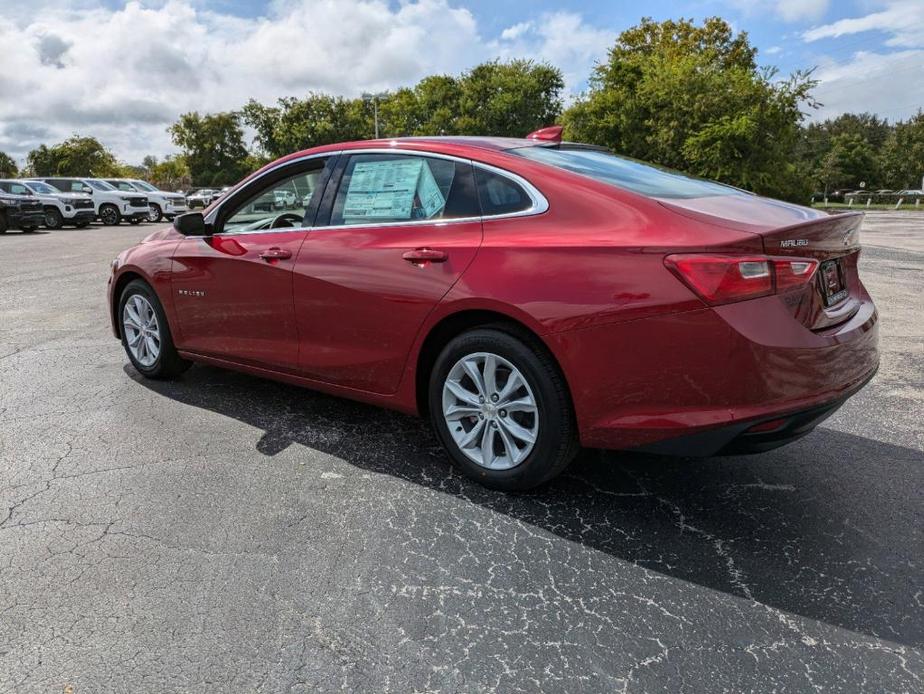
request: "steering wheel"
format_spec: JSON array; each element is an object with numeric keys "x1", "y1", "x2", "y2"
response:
[{"x1": 270, "y1": 212, "x2": 304, "y2": 229}]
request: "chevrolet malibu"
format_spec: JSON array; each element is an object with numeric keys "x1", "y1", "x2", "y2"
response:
[{"x1": 108, "y1": 129, "x2": 879, "y2": 490}]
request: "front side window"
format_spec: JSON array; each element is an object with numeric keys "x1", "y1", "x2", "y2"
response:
[
  {"x1": 109, "y1": 181, "x2": 136, "y2": 191},
  {"x1": 5, "y1": 182, "x2": 31, "y2": 195},
  {"x1": 329, "y1": 154, "x2": 478, "y2": 226},
  {"x1": 222, "y1": 161, "x2": 328, "y2": 234},
  {"x1": 510, "y1": 146, "x2": 737, "y2": 199},
  {"x1": 47, "y1": 179, "x2": 80, "y2": 192}
]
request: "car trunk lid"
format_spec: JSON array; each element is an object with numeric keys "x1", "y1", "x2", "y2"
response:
[{"x1": 658, "y1": 194, "x2": 864, "y2": 331}]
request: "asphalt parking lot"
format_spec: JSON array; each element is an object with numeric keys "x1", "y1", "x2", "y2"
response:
[{"x1": 1, "y1": 213, "x2": 922, "y2": 692}]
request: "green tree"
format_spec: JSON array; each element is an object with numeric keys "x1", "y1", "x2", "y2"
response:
[
  {"x1": 0, "y1": 151, "x2": 18, "y2": 177},
  {"x1": 563, "y1": 17, "x2": 816, "y2": 201},
  {"x1": 242, "y1": 95, "x2": 371, "y2": 160},
  {"x1": 457, "y1": 60, "x2": 563, "y2": 137},
  {"x1": 795, "y1": 113, "x2": 891, "y2": 191},
  {"x1": 25, "y1": 136, "x2": 122, "y2": 177},
  {"x1": 148, "y1": 155, "x2": 192, "y2": 191},
  {"x1": 169, "y1": 111, "x2": 250, "y2": 186},
  {"x1": 881, "y1": 111, "x2": 924, "y2": 190},
  {"x1": 814, "y1": 133, "x2": 878, "y2": 194}
]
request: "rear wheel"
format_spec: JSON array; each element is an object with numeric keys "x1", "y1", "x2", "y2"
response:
[
  {"x1": 100, "y1": 204, "x2": 121, "y2": 226},
  {"x1": 429, "y1": 328, "x2": 578, "y2": 491},
  {"x1": 44, "y1": 208, "x2": 64, "y2": 229},
  {"x1": 119, "y1": 279, "x2": 191, "y2": 379}
]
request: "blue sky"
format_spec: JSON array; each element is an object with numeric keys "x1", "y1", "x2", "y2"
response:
[{"x1": 0, "y1": 0, "x2": 921, "y2": 163}]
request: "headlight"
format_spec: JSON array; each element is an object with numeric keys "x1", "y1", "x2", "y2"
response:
[{"x1": 119, "y1": 195, "x2": 133, "y2": 201}]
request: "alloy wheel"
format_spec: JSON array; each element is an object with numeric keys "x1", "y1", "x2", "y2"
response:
[
  {"x1": 122, "y1": 294, "x2": 161, "y2": 367},
  {"x1": 441, "y1": 351, "x2": 539, "y2": 470}
]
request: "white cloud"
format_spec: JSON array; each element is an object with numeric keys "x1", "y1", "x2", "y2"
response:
[
  {"x1": 775, "y1": 0, "x2": 830, "y2": 23},
  {"x1": 802, "y1": 0, "x2": 924, "y2": 48},
  {"x1": 0, "y1": 1, "x2": 608, "y2": 165},
  {"x1": 726, "y1": 0, "x2": 831, "y2": 23},
  {"x1": 801, "y1": 2, "x2": 924, "y2": 123},
  {"x1": 495, "y1": 12, "x2": 615, "y2": 97}
]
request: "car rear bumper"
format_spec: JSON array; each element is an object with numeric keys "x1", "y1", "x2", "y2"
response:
[
  {"x1": 551, "y1": 284, "x2": 879, "y2": 452},
  {"x1": 632, "y1": 366, "x2": 876, "y2": 456}
]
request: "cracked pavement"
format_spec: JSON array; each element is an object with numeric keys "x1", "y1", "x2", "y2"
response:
[{"x1": 1, "y1": 212, "x2": 922, "y2": 692}]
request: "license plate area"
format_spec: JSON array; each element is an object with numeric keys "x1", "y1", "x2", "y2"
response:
[{"x1": 819, "y1": 259, "x2": 848, "y2": 307}]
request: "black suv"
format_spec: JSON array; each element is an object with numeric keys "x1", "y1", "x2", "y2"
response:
[{"x1": 0, "y1": 190, "x2": 44, "y2": 233}]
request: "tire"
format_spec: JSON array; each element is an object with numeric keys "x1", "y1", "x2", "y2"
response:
[
  {"x1": 429, "y1": 327, "x2": 578, "y2": 491},
  {"x1": 119, "y1": 279, "x2": 191, "y2": 379},
  {"x1": 100, "y1": 204, "x2": 121, "y2": 226},
  {"x1": 0, "y1": 211, "x2": 7, "y2": 233},
  {"x1": 148, "y1": 204, "x2": 162, "y2": 223},
  {"x1": 44, "y1": 208, "x2": 64, "y2": 229}
]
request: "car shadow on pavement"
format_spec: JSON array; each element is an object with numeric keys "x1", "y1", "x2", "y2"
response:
[{"x1": 127, "y1": 363, "x2": 923, "y2": 648}]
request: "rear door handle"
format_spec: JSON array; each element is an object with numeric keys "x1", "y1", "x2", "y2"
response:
[
  {"x1": 402, "y1": 248, "x2": 448, "y2": 264},
  {"x1": 259, "y1": 247, "x2": 292, "y2": 261}
]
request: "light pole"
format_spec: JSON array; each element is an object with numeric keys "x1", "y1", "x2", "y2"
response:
[{"x1": 362, "y1": 91, "x2": 388, "y2": 139}]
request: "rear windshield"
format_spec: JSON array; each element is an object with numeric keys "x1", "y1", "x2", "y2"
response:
[{"x1": 510, "y1": 146, "x2": 738, "y2": 199}]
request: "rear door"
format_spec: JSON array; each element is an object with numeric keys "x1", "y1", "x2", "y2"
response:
[
  {"x1": 293, "y1": 151, "x2": 483, "y2": 393},
  {"x1": 170, "y1": 155, "x2": 334, "y2": 371}
]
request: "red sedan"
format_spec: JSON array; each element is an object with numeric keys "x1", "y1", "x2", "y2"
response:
[{"x1": 108, "y1": 129, "x2": 878, "y2": 490}]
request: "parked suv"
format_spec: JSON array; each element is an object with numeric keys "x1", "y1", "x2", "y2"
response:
[
  {"x1": 186, "y1": 188, "x2": 219, "y2": 209},
  {"x1": 0, "y1": 189, "x2": 44, "y2": 233},
  {"x1": 34, "y1": 177, "x2": 149, "y2": 225},
  {"x1": 104, "y1": 178, "x2": 188, "y2": 222},
  {"x1": 0, "y1": 179, "x2": 96, "y2": 229}
]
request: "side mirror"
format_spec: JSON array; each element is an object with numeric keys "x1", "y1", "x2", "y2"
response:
[
  {"x1": 82, "y1": 186, "x2": 93, "y2": 195},
  {"x1": 173, "y1": 212, "x2": 210, "y2": 236}
]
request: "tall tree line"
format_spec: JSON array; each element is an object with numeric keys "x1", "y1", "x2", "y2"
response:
[{"x1": 5, "y1": 17, "x2": 923, "y2": 198}]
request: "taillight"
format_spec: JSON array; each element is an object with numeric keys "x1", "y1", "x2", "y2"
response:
[{"x1": 664, "y1": 254, "x2": 818, "y2": 306}]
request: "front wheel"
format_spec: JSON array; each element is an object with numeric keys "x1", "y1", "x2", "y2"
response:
[
  {"x1": 44, "y1": 208, "x2": 64, "y2": 229},
  {"x1": 100, "y1": 204, "x2": 121, "y2": 226},
  {"x1": 429, "y1": 328, "x2": 578, "y2": 491},
  {"x1": 119, "y1": 279, "x2": 191, "y2": 379},
  {"x1": 148, "y1": 204, "x2": 162, "y2": 223}
]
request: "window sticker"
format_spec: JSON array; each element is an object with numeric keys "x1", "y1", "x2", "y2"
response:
[
  {"x1": 343, "y1": 159, "x2": 423, "y2": 220},
  {"x1": 341, "y1": 158, "x2": 448, "y2": 222},
  {"x1": 416, "y1": 160, "x2": 446, "y2": 219}
]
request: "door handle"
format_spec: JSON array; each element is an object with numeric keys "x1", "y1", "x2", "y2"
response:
[
  {"x1": 402, "y1": 248, "x2": 448, "y2": 265},
  {"x1": 259, "y1": 247, "x2": 292, "y2": 261}
]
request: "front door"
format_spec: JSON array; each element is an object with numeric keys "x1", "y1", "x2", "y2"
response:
[
  {"x1": 171, "y1": 156, "x2": 333, "y2": 371},
  {"x1": 293, "y1": 152, "x2": 483, "y2": 393}
]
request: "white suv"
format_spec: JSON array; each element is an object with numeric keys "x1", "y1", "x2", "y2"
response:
[
  {"x1": 34, "y1": 177, "x2": 149, "y2": 226},
  {"x1": 0, "y1": 179, "x2": 96, "y2": 229},
  {"x1": 105, "y1": 178, "x2": 188, "y2": 222}
]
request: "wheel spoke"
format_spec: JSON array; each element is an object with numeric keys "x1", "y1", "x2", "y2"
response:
[
  {"x1": 483, "y1": 354, "x2": 498, "y2": 397},
  {"x1": 461, "y1": 359, "x2": 486, "y2": 397},
  {"x1": 495, "y1": 421, "x2": 520, "y2": 465},
  {"x1": 445, "y1": 404, "x2": 481, "y2": 421},
  {"x1": 126, "y1": 329, "x2": 143, "y2": 347},
  {"x1": 445, "y1": 380, "x2": 480, "y2": 406},
  {"x1": 125, "y1": 303, "x2": 142, "y2": 327},
  {"x1": 497, "y1": 370, "x2": 524, "y2": 403},
  {"x1": 501, "y1": 396, "x2": 536, "y2": 413},
  {"x1": 457, "y1": 419, "x2": 485, "y2": 448},
  {"x1": 480, "y1": 424, "x2": 496, "y2": 467},
  {"x1": 499, "y1": 417, "x2": 536, "y2": 445}
]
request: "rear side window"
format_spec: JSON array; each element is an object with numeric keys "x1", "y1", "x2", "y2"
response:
[
  {"x1": 329, "y1": 154, "x2": 478, "y2": 226},
  {"x1": 474, "y1": 168, "x2": 533, "y2": 216},
  {"x1": 511, "y1": 146, "x2": 737, "y2": 199}
]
